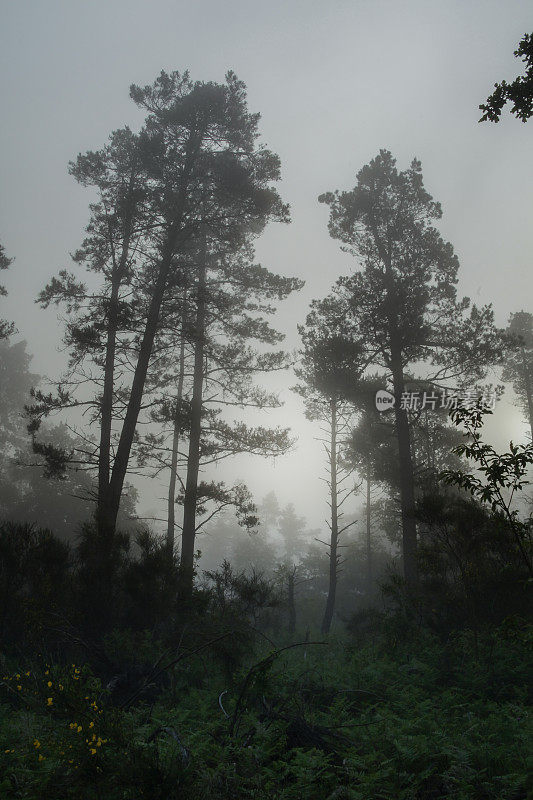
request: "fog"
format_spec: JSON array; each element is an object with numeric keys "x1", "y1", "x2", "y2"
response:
[
  {"x1": 1, "y1": 0, "x2": 531, "y2": 531},
  {"x1": 2, "y1": 5, "x2": 533, "y2": 796}
]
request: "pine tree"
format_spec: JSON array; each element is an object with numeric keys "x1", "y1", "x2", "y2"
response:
[
  {"x1": 30, "y1": 70, "x2": 290, "y2": 549},
  {"x1": 134, "y1": 231, "x2": 302, "y2": 591},
  {"x1": 295, "y1": 297, "x2": 372, "y2": 633},
  {"x1": 319, "y1": 150, "x2": 500, "y2": 584}
]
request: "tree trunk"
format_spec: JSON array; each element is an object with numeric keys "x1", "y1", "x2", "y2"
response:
[
  {"x1": 105, "y1": 248, "x2": 177, "y2": 531},
  {"x1": 180, "y1": 242, "x2": 207, "y2": 594},
  {"x1": 99, "y1": 129, "x2": 200, "y2": 538},
  {"x1": 166, "y1": 288, "x2": 188, "y2": 554},
  {"x1": 366, "y1": 459, "x2": 372, "y2": 594},
  {"x1": 97, "y1": 211, "x2": 134, "y2": 537},
  {"x1": 287, "y1": 569, "x2": 296, "y2": 636},
  {"x1": 389, "y1": 339, "x2": 418, "y2": 585},
  {"x1": 98, "y1": 277, "x2": 119, "y2": 528},
  {"x1": 380, "y1": 240, "x2": 418, "y2": 586},
  {"x1": 321, "y1": 399, "x2": 338, "y2": 635}
]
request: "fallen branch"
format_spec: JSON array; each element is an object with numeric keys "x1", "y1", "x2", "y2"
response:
[{"x1": 229, "y1": 640, "x2": 326, "y2": 737}]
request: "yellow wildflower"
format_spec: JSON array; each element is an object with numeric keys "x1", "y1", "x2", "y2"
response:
[
  {"x1": 46, "y1": 697, "x2": 53, "y2": 706},
  {"x1": 77, "y1": 726, "x2": 82, "y2": 733},
  {"x1": 16, "y1": 685, "x2": 22, "y2": 691},
  {"x1": 47, "y1": 681, "x2": 52, "y2": 688},
  {"x1": 90, "y1": 748, "x2": 96, "y2": 755},
  {"x1": 89, "y1": 721, "x2": 94, "y2": 729},
  {"x1": 38, "y1": 754, "x2": 45, "y2": 762},
  {"x1": 33, "y1": 740, "x2": 41, "y2": 749}
]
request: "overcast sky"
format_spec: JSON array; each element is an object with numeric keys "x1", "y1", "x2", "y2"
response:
[{"x1": 1, "y1": 0, "x2": 532, "y2": 532}]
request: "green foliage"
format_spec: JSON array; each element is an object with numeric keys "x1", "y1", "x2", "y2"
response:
[
  {"x1": 203, "y1": 560, "x2": 282, "y2": 650},
  {"x1": 413, "y1": 493, "x2": 529, "y2": 632},
  {"x1": 441, "y1": 401, "x2": 533, "y2": 577},
  {"x1": 122, "y1": 529, "x2": 180, "y2": 630},
  {"x1": 0, "y1": 522, "x2": 71, "y2": 649},
  {"x1": 0, "y1": 627, "x2": 530, "y2": 799},
  {"x1": 0, "y1": 660, "x2": 111, "y2": 798},
  {"x1": 75, "y1": 522, "x2": 131, "y2": 635}
]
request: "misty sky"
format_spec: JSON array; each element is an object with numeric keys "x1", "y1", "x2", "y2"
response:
[{"x1": 1, "y1": 0, "x2": 532, "y2": 532}]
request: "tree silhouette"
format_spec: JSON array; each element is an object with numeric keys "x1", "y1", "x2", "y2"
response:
[
  {"x1": 319, "y1": 150, "x2": 500, "y2": 584},
  {"x1": 295, "y1": 297, "x2": 371, "y2": 633},
  {"x1": 0, "y1": 243, "x2": 15, "y2": 340},
  {"x1": 31, "y1": 70, "x2": 289, "y2": 554},
  {"x1": 480, "y1": 33, "x2": 533, "y2": 123}
]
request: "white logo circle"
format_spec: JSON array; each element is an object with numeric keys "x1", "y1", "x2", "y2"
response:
[{"x1": 375, "y1": 389, "x2": 395, "y2": 411}]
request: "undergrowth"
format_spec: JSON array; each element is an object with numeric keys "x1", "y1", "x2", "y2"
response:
[{"x1": 1, "y1": 620, "x2": 531, "y2": 799}]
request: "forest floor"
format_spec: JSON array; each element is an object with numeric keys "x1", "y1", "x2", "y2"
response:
[{"x1": 1, "y1": 620, "x2": 531, "y2": 799}]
